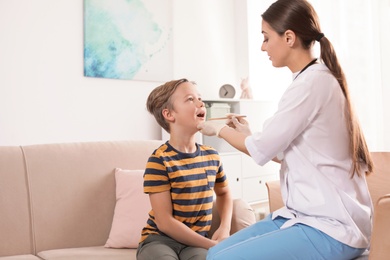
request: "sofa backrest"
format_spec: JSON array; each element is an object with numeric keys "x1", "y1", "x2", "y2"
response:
[
  {"x1": 366, "y1": 152, "x2": 390, "y2": 207},
  {"x1": 0, "y1": 140, "x2": 163, "y2": 256}
]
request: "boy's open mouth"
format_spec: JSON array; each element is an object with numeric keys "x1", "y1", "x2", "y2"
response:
[{"x1": 197, "y1": 112, "x2": 205, "y2": 118}]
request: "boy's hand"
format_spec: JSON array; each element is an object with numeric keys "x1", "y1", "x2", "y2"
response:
[
  {"x1": 211, "y1": 226, "x2": 230, "y2": 242},
  {"x1": 197, "y1": 121, "x2": 228, "y2": 137}
]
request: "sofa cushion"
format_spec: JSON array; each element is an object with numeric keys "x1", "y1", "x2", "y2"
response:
[
  {"x1": 209, "y1": 199, "x2": 256, "y2": 237},
  {"x1": 230, "y1": 199, "x2": 257, "y2": 234},
  {"x1": 105, "y1": 169, "x2": 151, "y2": 249}
]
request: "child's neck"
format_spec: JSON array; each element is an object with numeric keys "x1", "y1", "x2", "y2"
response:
[{"x1": 169, "y1": 135, "x2": 197, "y2": 153}]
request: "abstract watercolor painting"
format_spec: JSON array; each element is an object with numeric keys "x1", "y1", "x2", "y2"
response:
[{"x1": 84, "y1": 0, "x2": 172, "y2": 81}]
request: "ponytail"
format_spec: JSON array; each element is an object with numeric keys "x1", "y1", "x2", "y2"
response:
[{"x1": 318, "y1": 36, "x2": 373, "y2": 176}]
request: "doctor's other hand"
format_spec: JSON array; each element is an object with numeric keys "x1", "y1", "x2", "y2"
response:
[
  {"x1": 226, "y1": 114, "x2": 252, "y2": 136},
  {"x1": 197, "y1": 120, "x2": 227, "y2": 137}
]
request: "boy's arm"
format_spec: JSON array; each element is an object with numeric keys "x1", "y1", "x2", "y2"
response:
[
  {"x1": 212, "y1": 185, "x2": 233, "y2": 241},
  {"x1": 149, "y1": 191, "x2": 217, "y2": 249}
]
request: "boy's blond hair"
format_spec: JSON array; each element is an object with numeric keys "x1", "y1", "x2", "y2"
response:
[{"x1": 146, "y1": 78, "x2": 190, "y2": 133}]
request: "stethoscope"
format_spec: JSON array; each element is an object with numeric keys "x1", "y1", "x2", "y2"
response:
[{"x1": 293, "y1": 58, "x2": 318, "y2": 81}]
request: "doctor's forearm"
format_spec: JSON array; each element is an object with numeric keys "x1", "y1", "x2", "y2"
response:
[{"x1": 219, "y1": 127, "x2": 249, "y2": 155}]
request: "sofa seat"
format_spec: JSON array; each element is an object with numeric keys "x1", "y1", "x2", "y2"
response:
[
  {"x1": 37, "y1": 247, "x2": 136, "y2": 260},
  {"x1": 0, "y1": 256, "x2": 41, "y2": 260}
]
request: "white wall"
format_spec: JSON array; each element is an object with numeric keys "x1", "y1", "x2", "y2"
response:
[
  {"x1": 246, "y1": 0, "x2": 291, "y2": 101},
  {"x1": 173, "y1": 0, "x2": 247, "y2": 99},
  {"x1": 0, "y1": 0, "x2": 243, "y2": 146}
]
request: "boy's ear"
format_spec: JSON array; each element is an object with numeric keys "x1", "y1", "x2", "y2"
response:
[
  {"x1": 162, "y1": 108, "x2": 175, "y2": 122},
  {"x1": 284, "y1": 30, "x2": 296, "y2": 47}
]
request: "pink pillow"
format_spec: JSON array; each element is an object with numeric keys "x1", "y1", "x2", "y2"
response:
[{"x1": 105, "y1": 168, "x2": 151, "y2": 248}]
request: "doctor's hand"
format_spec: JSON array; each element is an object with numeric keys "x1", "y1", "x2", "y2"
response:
[
  {"x1": 197, "y1": 120, "x2": 228, "y2": 137},
  {"x1": 226, "y1": 113, "x2": 252, "y2": 136}
]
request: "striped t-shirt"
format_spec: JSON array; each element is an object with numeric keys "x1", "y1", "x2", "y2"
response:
[{"x1": 139, "y1": 141, "x2": 228, "y2": 243}]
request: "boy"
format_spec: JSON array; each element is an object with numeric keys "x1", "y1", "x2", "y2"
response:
[{"x1": 136, "y1": 79, "x2": 233, "y2": 260}]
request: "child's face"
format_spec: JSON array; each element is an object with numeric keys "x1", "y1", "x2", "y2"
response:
[{"x1": 170, "y1": 82, "x2": 206, "y2": 133}]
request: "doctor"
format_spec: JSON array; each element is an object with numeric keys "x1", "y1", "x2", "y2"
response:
[{"x1": 197, "y1": 0, "x2": 373, "y2": 259}]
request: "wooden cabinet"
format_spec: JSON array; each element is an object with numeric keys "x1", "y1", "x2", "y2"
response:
[
  {"x1": 219, "y1": 152, "x2": 243, "y2": 199},
  {"x1": 220, "y1": 152, "x2": 279, "y2": 204}
]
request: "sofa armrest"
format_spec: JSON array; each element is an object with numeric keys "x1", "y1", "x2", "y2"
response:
[
  {"x1": 265, "y1": 180, "x2": 284, "y2": 212},
  {"x1": 209, "y1": 198, "x2": 256, "y2": 237},
  {"x1": 369, "y1": 194, "x2": 390, "y2": 260}
]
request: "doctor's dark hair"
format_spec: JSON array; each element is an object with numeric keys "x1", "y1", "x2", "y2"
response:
[
  {"x1": 262, "y1": 0, "x2": 372, "y2": 177},
  {"x1": 146, "y1": 78, "x2": 190, "y2": 133}
]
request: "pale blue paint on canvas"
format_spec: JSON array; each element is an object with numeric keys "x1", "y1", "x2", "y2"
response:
[{"x1": 84, "y1": 0, "x2": 170, "y2": 80}]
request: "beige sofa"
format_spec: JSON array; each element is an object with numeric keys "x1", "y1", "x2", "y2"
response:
[
  {"x1": 0, "y1": 140, "x2": 256, "y2": 259},
  {"x1": 266, "y1": 152, "x2": 390, "y2": 260}
]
